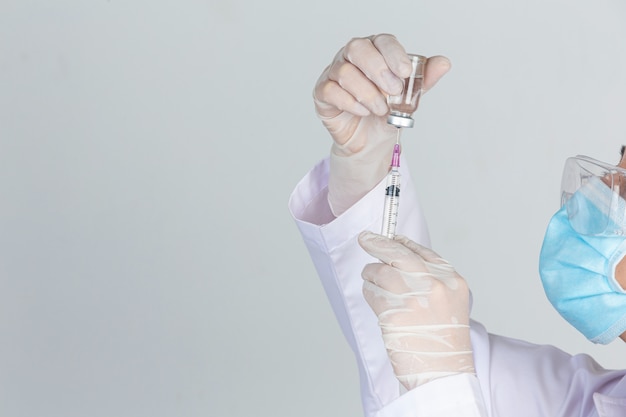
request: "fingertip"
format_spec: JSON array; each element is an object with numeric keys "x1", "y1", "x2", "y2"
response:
[
  {"x1": 381, "y1": 69, "x2": 404, "y2": 96},
  {"x1": 396, "y1": 54, "x2": 413, "y2": 78},
  {"x1": 427, "y1": 56, "x2": 451, "y2": 78},
  {"x1": 358, "y1": 230, "x2": 399, "y2": 257},
  {"x1": 429, "y1": 55, "x2": 452, "y2": 71},
  {"x1": 361, "y1": 263, "x2": 377, "y2": 283},
  {"x1": 423, "y1": 55, "x2": 452, "y2": 93},
  {"x1": 358, "y1": 230, "x2": 382, "y2": 247}
]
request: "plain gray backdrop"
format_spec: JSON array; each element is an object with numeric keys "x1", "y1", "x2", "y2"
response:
[{"x1": 1, "y1": 1, "x2": 626, "y2": 416}]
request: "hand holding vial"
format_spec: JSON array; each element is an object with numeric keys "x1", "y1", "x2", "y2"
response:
[
  {"x1": 313, "y1": 34, "x2": 451, "y2": 216},
  {"x1": 313, "y1": 35, "x2": 450, "y2": 148}
]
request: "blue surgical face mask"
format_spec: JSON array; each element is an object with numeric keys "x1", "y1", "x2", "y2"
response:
[{"x1": 539, "y1": 176, "x2": 626, "y2": 344}]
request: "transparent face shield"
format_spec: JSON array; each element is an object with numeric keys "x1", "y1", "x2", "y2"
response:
[{"x1": 561, "y1": 155, "x2": 626, "y2": 236}]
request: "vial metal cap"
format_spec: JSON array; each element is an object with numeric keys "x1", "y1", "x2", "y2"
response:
[{"x1": 387, "y1": 113, "x2": 414, "y2": 128}]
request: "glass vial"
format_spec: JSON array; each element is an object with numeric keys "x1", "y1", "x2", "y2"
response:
[{"x1": 387, "y1": 54, "x2": 426, "y2": 128}]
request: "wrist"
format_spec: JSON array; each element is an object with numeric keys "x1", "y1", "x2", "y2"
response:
[{"x1": 328, "y1": 133, "x2": 396, "y2": 216}]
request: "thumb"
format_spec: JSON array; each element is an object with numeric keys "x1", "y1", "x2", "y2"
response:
[{"x1": 423, "y1": 55, "x2": 451, "y2": 93}]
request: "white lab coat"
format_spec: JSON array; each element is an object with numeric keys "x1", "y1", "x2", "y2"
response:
[{"x1": 288, "y1": 157, "x2": 626, "y2": 417}]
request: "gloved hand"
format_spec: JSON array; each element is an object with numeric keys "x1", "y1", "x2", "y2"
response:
[
  {"x1": 358, "y1": 231, "x2": 475, "y2": 390},
  {"x1": 313, "y1": 34, "x2": 451, "y2": 216}
]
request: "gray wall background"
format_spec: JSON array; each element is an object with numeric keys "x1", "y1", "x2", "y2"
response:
[{"x1": 1, "y1": 1, "x2": 626, "y2": 416}]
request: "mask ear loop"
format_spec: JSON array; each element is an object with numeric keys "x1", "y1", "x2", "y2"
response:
[
  {"x1": 607, "y1": 237, "x2": 626, "y2": 294},
  {"x1": 602, "y1": 163, "x2": 626, "y2": 235},
  {"x1": 617, "y1": 169, "x2": 626, "y2": 201},
  {"x1": 611, "y1": 171, "x2": 626, "y2": 237}
]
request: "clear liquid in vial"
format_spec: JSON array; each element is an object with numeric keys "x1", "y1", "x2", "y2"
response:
[{"x1": 388, "y1": 74, "x2": 424, "y2": 115}]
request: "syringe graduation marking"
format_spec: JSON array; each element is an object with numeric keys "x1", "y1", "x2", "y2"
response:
[
  {"x1": 381, "y1": 130, "x2": 402, "y2": 238},
  {"x1": 385, "y1": 184, "x2": 400, "y2": 196}
]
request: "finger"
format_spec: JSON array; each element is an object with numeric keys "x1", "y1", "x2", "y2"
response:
[
  {"x1": 313, "y1": 79, "x2": 371, "y2": 119},
  {"x1": 362, "y1": 279, "x2": 426, "y2": 324},
  {"x1": 362, "y1": 262, "x2": 405, "y2": 291},
  {"x1": 393, "y1": 235, "x2": 449, "y2": 265},
  {"x1": 370, "y1": 34, "x2": 413, "y2": 78},
  {"x1": 358, "y1": 231, "x2": 426, "y2": 272},
  {"x1": 341, "y1": 36, "x2": 405, "y2": 96},
  {"x1": 314, "y1": 64, "x2": 371, "y2": 118},
  {"x1": 362, "y1": 279, "x2": 389, "y2": 317},
  {"x1": 325, "y1": 60, "x2": 389, "y2": 116},
  {"x1": 422, "y1": 55, "x2": 452, "y2": 94},
  {"x1": 362, "y1": 262, "x2": 433, "y2": 295}
]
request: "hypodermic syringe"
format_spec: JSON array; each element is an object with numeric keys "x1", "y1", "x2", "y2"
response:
[{"x1": 381, "y1": 136, "x2": 402, "y2": 238}]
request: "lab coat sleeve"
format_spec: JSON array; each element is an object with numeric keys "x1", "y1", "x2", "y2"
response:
[
  {"x1": 372, "y1": 373, "x2": 487, "y2": 417},
  {"x1": 288, "y1": 156, "x2": 626, "y2": 417},
  {"x1": 288, "y1": 156, "x2": 487, "y2": 417},
  {"x1": 479, "y1": 325, "x2": 626, "y2": 417},
  {"x1": 594, "y1": 393, "x2": 626, "y2": 417}
]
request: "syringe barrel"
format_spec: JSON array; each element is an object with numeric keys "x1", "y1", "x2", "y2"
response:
[{"x1": 381, "y1": 169, "x2": 401, "y2": 238}]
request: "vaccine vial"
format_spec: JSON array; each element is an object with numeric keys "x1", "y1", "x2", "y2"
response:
[{"x1": 387, "y1": 54, "x2": 426, "y2": 128}]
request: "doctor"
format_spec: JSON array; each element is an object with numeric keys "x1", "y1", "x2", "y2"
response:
[{"x1": 289, "y1": 34, "x2": 626, "y2": 417}]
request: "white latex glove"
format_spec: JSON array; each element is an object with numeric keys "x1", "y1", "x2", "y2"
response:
[
  {"x1": 313, "y1": 34, "x2": 451, "y2": 216},
  {"x1": 358, "y1": 231, "x2": 475, "y2": 390}
]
